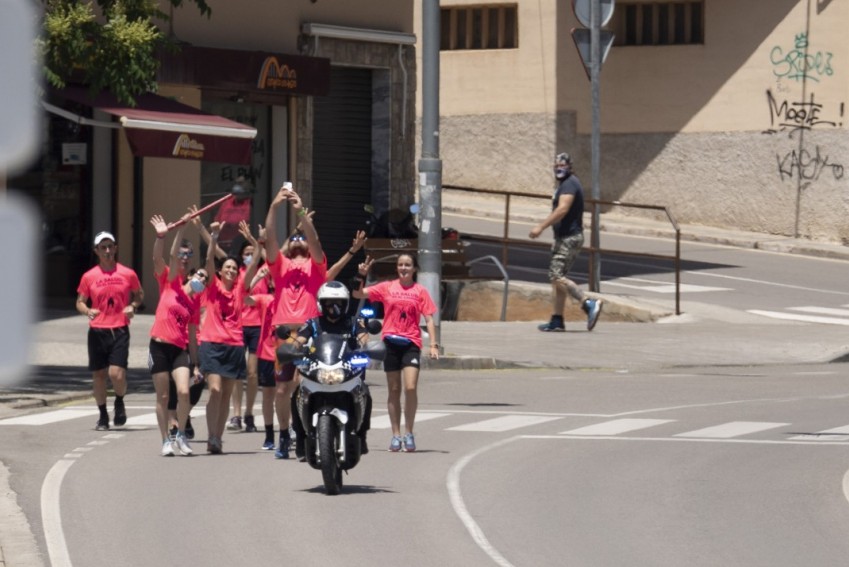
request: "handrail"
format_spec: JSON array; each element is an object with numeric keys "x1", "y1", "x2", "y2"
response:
[{"x1": 442, "y1": 184, "x2": 682, "y2": 315}]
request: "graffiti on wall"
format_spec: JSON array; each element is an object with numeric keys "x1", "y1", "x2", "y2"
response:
[
  {"x1": 770, "y1": 33, "x2": 834, "y2": 83},
  {"x1": 765, "y1": 29, "x2": 844, "y2": 187},
  {"x1": 763, "y1": 90, "x2": 844, "y2": 137}
]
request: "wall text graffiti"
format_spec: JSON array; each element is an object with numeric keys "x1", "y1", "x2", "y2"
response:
[{"x1": 770, "y1": 33, "x2": 834, "y2": 82}]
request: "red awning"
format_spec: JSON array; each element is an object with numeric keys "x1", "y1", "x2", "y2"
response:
[{"x1": 44, "y1": 87, "x2": 257, "y2": 165}]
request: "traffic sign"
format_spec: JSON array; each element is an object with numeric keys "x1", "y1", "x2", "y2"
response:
[
  {"x1": 572, "y1": 0, "x2": 615, "y2": 28},
  {"x1": 571, "y1": 28, "x2": 616, "y2": 79}
]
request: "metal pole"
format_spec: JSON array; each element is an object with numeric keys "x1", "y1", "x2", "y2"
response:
[
  {"x1": 419, "y1": 0, "x2": 443, "y2": 347},
  {"x1": 589, "y1": 0, "x2": 602, "y2": 292}
]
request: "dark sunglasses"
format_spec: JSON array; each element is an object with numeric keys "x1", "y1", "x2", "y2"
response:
[
  {"x1": 289, "y1": 234, "x2": 306, "y2": 242},
  {"x1": 177, "y1": 251, "x2": 193, "y2": 259}
]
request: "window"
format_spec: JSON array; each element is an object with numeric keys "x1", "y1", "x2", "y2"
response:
[
  {"x1": 611, "y1": 1, "x2": 704, "y2": 46},
  {"x1": 440, "y1": 5, "x2": 518, "y2": 50}
]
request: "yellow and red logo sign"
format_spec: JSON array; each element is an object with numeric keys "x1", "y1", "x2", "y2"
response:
[
  {"x1": 257, "y1": 57, "x2": 298, "y2": 91},
  {"x1": 172, "y1": 134, "x2": 205, "y2": 160}
]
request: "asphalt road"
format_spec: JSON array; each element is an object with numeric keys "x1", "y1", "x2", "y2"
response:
[{"x1": 6, "y1": 362, "x2": 849, "y2": 566}]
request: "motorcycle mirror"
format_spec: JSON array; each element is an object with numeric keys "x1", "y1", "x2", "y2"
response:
[
  {"x1": 366, "y1": 319, "x2": 382, "y2": 335},
  {"x1": 275, "y1": 325, "x2": 294, "y2": 341}
]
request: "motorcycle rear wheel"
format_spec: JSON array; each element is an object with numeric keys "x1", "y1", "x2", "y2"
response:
[{"x1": 318, "y1": 415, "x2": 342, "y2": 495}]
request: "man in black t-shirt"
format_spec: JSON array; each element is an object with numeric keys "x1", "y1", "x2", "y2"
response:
[{"x1": 529, "y1": 152, "x2": 603, "y2": 332}]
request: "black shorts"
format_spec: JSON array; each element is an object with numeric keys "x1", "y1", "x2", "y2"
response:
[
  {"x1": 257, "y1": 359, "x2": 277, "y2": 388},
  {"x1": 382, "y1": 340, "x2": 422, "y2": 372},
  {"x1": 199, "y1": 342, "x2": 247, "y2": 379},
  {"x1": 243, "y1": 325, "x2": 261, "y2": 354},
  {"x1": 148, "y1": 340, "x2": 191, "y2": 375},
  {"x1": 87, "y1": 326, "x2": 130, "y2": 371}
]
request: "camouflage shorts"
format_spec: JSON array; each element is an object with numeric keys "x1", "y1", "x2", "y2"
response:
[{"x1": 549, "y1": 233, "x2": 584, "y2": 282}]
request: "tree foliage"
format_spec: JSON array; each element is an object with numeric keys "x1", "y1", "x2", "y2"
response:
[{"x1": 38, "y1": 0, "x2": 212, "y2": 106}]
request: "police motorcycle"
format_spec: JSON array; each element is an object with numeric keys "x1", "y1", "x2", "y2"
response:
[{"x1": 276, "y1": 282, "x2": 384, "y2": 495}]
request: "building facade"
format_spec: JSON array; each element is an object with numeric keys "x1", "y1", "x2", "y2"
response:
[
  {"x1": 16, "y1": 0, "x2": 416, "y2": 308},
  {"x1": 417, "y1": 0, "x2": 849, "y2": 243}
]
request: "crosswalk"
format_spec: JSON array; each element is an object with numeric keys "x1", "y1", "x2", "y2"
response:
[
  {"x1": 749, "y1": 304, "x2": 849, "y2": 326},
  {"x1": 6, "y1": 407, "x2": 849, "y2": 445}
]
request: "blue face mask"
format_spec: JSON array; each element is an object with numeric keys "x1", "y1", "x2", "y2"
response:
[
  {"x1": 243, "y1": 254, "x2": 253, "y2": 266},
  {"x1": 555, "y1": 167, "x2": 569, "y2": 180},
  {"x1": 190, "y1": 278, "x2": 205, "y2": 294}
]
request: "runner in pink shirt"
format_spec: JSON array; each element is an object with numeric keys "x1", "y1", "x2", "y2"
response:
[
  {"x1": 262, "y1": 184, "x2": 328, "y2": 456},
  {"x1": 199, "y1": 220, "x2": 260, "y2": 454},
  {"x1": 76, "y1": 231, "x2": 144, "y2": 431},
  {"x1": 148, "y1": 213, "x2": 204, "y2": 457},
  {"x1": 353, "y1": 253, "x2": 438, "y2": 453}
]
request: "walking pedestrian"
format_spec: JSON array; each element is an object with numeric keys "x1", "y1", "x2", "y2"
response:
[
  {"x1": 352, "y1": 253, "x2": 438, "y2": 452},
  {"x1": 76, "y1": 231, "x2": 144, "y2": 431},
  {"x1": 148, "y1": 213, "x2": 204, "y2": 456},
  {"x1": 529, "y1": 152, "x2": 603, "y2": 332}
]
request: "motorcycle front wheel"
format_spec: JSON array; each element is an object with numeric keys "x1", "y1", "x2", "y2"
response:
[{"x1": 318, "y1": 414, "x2": 343, "y2": 495}]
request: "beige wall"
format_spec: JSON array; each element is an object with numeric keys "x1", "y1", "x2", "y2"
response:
[{"x1": 418, "y1": 0, "x2": 849, "y2": 242}]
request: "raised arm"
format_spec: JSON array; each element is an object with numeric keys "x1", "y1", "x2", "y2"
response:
[
  {"x1": 192, "y1": 209, "x2": 227, "y2": 260},
  {"x1": 327, "y1": 230, "x2": 366, "y2": 281},
  {"x1": 206, "y1": 221, "x2": 223, "y2": 278},
  {"x1": 150, "y1": 214, "x2": 169, "y2": 277},
  {"x1": 350, "y1": 256, "x2": 374, "y2": 300},
  {"x1": 264, "y1": 185, "x2": 290, "y2": 264},
  {"x1": 239, "y1": 220, "x2": 262, "y2": 292},
  {"x1": 290, "y1": 191, "x2": 325, "y2": 264}
]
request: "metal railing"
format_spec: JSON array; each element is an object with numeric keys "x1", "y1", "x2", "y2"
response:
[{"x1": 443, "y1": 184, "x2": 682, "y2": 315}]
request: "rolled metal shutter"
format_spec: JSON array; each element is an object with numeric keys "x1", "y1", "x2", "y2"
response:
[{"x1": 312, "y1": 67, "x2": 372, "y2": 284}]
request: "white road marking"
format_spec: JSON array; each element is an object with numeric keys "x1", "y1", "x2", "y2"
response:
[
  {"x1": 369, "y1": 411, "x2": 451, "y2": 430},
  {"x1": 674, "y1": 421, "x2": 788, "y2": 438},
  {"x1": 42, "y1": 459, "x2": 74, "y2": 567},
  {"x1": 448, "y1": 415, "x2": 562, "y2": 432},
  {"x1": 561, "y1": 418, "x2": 674, "y2": 436},
  {"x1": 0, "y1": 408, "x2": 99, "y2": 426},
  {"x1": 747, "y1": 310, "x2": 849, "y2": 325},
  {"x1": 790, "y1": 306, "x2": 849, "y2": 317}
]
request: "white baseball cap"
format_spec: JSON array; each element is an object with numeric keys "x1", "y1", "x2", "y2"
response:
[{"x1": 93, "y1": 231, "x2": 116, "y2": 246}]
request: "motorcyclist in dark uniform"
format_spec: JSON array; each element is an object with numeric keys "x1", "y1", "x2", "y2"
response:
[{"x1": 290, "y1": 281, "x2": 373, "y2": 460}]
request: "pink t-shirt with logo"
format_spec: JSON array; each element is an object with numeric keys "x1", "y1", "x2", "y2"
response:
[
  {"x1": 77, "y1": 263, "x2": 142, "y2": 329},
  {"x1": 198, "y1": 274, "x2": 244, "y2": 346},
  {"x1": 150, "y1": 268, "x2": 200, "y2": 349},
  {"x1": 268, "y1": 254, "x2": 327, "y2": 326},
  {"x1": 366, "y1": 280, "x2": 436, "y2": 348},
  {"x1": 250, "y1": 293, "x2": 278, "y2": 362},
  {"x1": 241, "y1": 267, "x2": 268, "y2": 327}
]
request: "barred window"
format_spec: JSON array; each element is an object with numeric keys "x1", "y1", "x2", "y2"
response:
[
  {"x1": 612, "y1": 1, "x2": 704, "y2": 46},
  {"x1": 440, "y1": 5, "x2": 518, "y2": 51}
]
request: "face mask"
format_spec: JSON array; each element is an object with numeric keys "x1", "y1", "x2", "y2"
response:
[
  {"x1": 190, "y1": 278, "x2": 206, "y2": 294},
  {"x1": 555, "y1": 167, "x2": 569, "y2": 180},
  {"x1": 243, "y1": 254, "x2": 253, "y2": 266}
]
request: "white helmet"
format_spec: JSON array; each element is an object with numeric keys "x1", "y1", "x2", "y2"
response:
[{"x1": 316, "y1": 281, "x2": 350, "y2": 318}]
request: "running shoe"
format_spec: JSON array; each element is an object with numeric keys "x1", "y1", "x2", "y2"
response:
[
  {"x1": 274, "y1": 436, "x2": 291, "y2": 460},
  {"x1": 95, "y1": 417, "x2": 109, "y2": 431},
  {"x1": 403, "y1": 433, "x2": 416, "y2": 453},
  {"x1": 208, "y1": 436, "x2": 223, "y2": 454},
  {"x1": 161, "y1": 439, "x2": 175, "y2": 457},
  {"x1": 583, "y1": 299, "x2": 603, "y2": 331},
  {"x1": 184, "y1": 416, "x2": 195, "y2": 440},
  {"x1": 389, "y1": 435, "x2": 402, "y2": 452},
  {"x1": 262, "y1": 439, "x2": 275, "y2": 451},
  {"x1": 244, "y1": 415, "x2": 257, "y2": 433},
  {"x1": 537, "y1": 316, "x2": 565, "y2": 332},
  {"x1": 175, "y1": 432, "x2": 193, "y2": 456},
  {"x1": 226, "y1": 416, "x2": 242, "y2": 431},
  {"x1": 113, "y1": 399, "x2": 127, "y2": 426}
]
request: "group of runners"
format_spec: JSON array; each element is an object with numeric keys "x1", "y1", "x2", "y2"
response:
[{"x1": 76, "y1": 183, "x2": 439, "y2": 458}]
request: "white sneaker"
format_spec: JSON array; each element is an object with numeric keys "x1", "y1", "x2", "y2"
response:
[
  {"x1": 161, "y1": 439, "x2": 175, "y2": 457},
  {"x1": 175, "y1": 432, "x2": 193, "y2": 456}
]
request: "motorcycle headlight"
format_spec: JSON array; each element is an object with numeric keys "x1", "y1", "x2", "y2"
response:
[{"x1": 317, "y1": 368, "x2": 345, "y2": 385}]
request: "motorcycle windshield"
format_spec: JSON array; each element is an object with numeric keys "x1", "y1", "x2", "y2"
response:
[{"x1": 312, "y1": 334, "x2": 348, "y2": 365}]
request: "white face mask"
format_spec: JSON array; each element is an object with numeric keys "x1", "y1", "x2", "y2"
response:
[
  {"x1": 243, "y1": 254, "x2": 253, "y2": 266},
  {"x1": 555, "y1": 167, "x2": 569, "y2": 180},
  {"x1": 190, "y1": 278, "x2": 206, "y2": 294}
]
